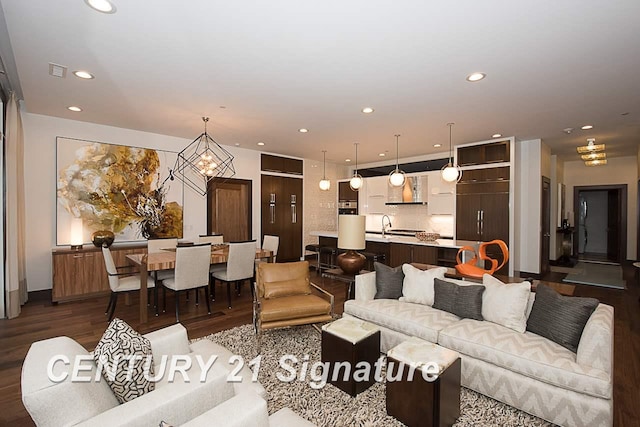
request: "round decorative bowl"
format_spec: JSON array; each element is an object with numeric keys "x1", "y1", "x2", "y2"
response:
[
  {"x1": 415, "y1": 232, "x2": 440, "y2": 242},
  {"x1": 91, "y1": 230, "x2": 115, "y2": 248}
]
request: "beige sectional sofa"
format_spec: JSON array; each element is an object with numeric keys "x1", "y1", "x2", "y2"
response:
[{"x1": 343, "y1": 268, "x2": 614, "y2": 427}]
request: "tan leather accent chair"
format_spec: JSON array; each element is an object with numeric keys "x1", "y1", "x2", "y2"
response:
[{"x1": 254, "y1": 261, "x2": 334, "y2": 343}]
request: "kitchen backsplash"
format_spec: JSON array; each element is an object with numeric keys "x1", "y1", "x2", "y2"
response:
[{"x1": 365, "y1": 205, "x2": 454, "y2": 237}]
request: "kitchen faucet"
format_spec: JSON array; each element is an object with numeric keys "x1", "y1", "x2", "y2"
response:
[{"x1": 381, "y1": 215, "x2": 392, "y2": 237}]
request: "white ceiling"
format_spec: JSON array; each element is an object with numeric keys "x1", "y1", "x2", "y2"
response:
[{"x1": 2, "y1": 0, "x2": 639, "y2": 165}]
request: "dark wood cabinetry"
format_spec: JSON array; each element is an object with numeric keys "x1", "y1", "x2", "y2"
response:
[
  {"x1": 338, "y1": 181, "x2": 358, "y2": 201},
  {"x1": 389, "y1": 243, "x2": 437, "y2": 267},
  {"x1": 456, "y1": 166, "x2": 510, "y2": 275},
  {"x1": 52, "y1": 244, "x2": 146, "y2": 302},
  {"x1": 261, "y1": 174, "x2": 303, "y2": 262},
  {"x1": 457, "y1": 141, "x2": 509, "y2": 166},
  {"x1": 261, "y1": 154, "x2": 303, "y2": 175}
]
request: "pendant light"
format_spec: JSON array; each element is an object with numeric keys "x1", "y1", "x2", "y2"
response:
[
  {"x1": 349, "y1": 142, "x2": 363, "y2": 191},
  {"x1": 389, "y1": 134, "x2": 406, "y2": 187},
  {"x1": 576, "y1": 138, "x2": 605, "y2": 154},
  {"x1": 319, "y1": 150, "x2": 331, "y2": 191},
  {"x1": 441, "y1": 122, "x2": 462, "y2": 183}
]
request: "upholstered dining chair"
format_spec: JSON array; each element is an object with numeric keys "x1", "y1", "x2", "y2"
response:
[
  {"x1": 211, "y1": 241, "x2": 257, "y2": 309},
  {"x1": 102, "y1": 246, "x2": 155, "y2": 321},
  {"x1": 147, "y1": 237, "x2": 177, "y2": 285},
  {"x1": 161, "y1": 243, "x2": 212, "y2": 322},
  {"x1": 199, "y1": 234, "x2": 224, "y2": 245},
  {"x1": 254, "y1": 261, "x2": 334, "y2": 349}
]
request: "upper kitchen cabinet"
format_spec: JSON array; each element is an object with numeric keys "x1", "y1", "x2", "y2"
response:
[
  {"x1": 457, "y1": 140, "x2": 510, "y2": 167},
  {"x1": 338, "y1": 181, "x2": 358, "y2": 201},
  {"x1": 426, "y1": 171, "x2": 455, "y2": 215},
  {"x1": 364, "y1": 176, "x2": 388, "y2": 214},
  {"x1": 261, "y1": 153, "x2": 303, "y2": 175}
]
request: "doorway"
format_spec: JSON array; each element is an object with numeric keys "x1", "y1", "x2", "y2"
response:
[
  {"x1": 573, "y1": 185, "x2": 627, "y2": 264},
  {"x1": 540, "y1": 177, "x2": 551, "y2": 276},
  {"x1": 207, "y1": 178, "x2": 252, "y2": 242}
]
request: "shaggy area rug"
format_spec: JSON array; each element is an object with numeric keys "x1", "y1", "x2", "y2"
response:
[{"x1": 198, "y1": 325, "x2": 554, "y2": 427}]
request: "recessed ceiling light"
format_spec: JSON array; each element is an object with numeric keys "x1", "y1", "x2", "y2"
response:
[
  {"x1": 73, "y1": 70, "x2": 94, "y2": 79},
  {"x1": 434, "y1": 144, "x2": 442, "y2": 148},
  {"x1": 257, "y1": 142, "x2": 265, "y2": 146},
  {"x1": 345, "y1": 159, "x2": 351, "y2": 162},
  {"x1": 84, "y1": 0, "x2": 117, "y2": 13},
  {"x1": 466, "y1": 72, "x2": 486, "y2": 82},
  {"x1": 563, "y1": 127, "x2": 574, "y2": 134},
  {"x1": 298, "y1": 128, "x2": 308, "y2": 133},
  {"x1": 67, "y1": 106, "x2": 82, "y2": 112},
  {"x1": 492, "y1": 133, "x2": 502, "y2": 138},
  {"x1": 581, "y1": 125, "x2": 593, "y2": 130},
  {"x1": 379, "y1": 153, "x2": 386, "y2": 157},
  {"x1": 362, "y1": 107, "x2": 374, "y2": 114},
  {"x1": 234, "y1": 143, "x2": 240, "y2": 147}
]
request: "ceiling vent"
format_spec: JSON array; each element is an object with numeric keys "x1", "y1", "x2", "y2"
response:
[{"x1": 48, "y1": 63, "x2": 67, "y2": 78}]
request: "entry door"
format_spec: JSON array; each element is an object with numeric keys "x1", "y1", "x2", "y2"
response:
[
  {"x1": 207, "y1": 178, "x2": 252, "y2": 242},
  {"x1": 261, "y1": 175, "x2": 303, "y2": 262},
  {"x1": 540, "y1": 177, "x2": 551, "y2": 276}
]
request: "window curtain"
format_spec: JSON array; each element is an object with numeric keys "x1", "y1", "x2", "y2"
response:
[{"x1": 5, "y1": 91, "x2": 27, "y2": 318}]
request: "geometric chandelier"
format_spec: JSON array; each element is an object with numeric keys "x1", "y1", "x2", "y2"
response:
[{"x1": 173, "y1": 117, "x2": 236, "y2": 196}]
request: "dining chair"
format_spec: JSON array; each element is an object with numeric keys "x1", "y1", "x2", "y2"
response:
[
  {"x1": 211, "y1": 240, "x2": 257, "y2": 309},
  {"x1": 147, "y1": 237, "x2": 177, "y2": 281},
  {"x1": 261, "y1": 235, "x2": 279, "y2": 262},
  {"x1": 161, "y1": 243, "x2": 212, "y2": 322},
  {"x1": 199, "y1": 234, "x2": 224, "y2": 245},
  {"x1": 102, "y1": 246, "x2": 155, "y2": 321}
]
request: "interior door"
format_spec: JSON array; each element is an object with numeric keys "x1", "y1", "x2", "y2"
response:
[
  {"x1": 207, "y1": 178, "x2": 252, "y2": 242},
  {"x1": 261, "y1": 175, "x2": 303, "y2": 262},
  {"x1": 540, "y1": 177, "x2": 551, "y2": 276}
]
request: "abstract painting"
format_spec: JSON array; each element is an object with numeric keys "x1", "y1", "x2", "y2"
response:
[{"x1": 56, "y1": 137, "x2": 184, "y2": 245}]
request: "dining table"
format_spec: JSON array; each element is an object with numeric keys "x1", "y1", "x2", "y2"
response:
[{"x1": 126, "y1": 245, "x2": 274, "y2": 324}]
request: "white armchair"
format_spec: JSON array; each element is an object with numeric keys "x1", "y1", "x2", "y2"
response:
[{"x1": 22, "y1": 324, "x2": 264, "y2": 427}]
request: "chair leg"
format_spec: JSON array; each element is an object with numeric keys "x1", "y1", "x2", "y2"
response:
[
  {"x1": 195, "y1": 288, "x2": 199, "y2": 306},
  {"x1": 204, "y1": 286, "x2": 211, "y2": 315},
  {"x1": 154, "y1": 286, "x2": 159, "y2": 316},
  {"x1": 163, "y1": 286, "x2": 167, "y2": 313},
  {"x1": 175, "y1": 291, "x2": 180, "y2": 323},
  {"x1": 227, "y1": 281, "x2": 232, "y2": 309},
  {"x1": 210, "y1": 278, "x2": 216, "y2": 301},
  {"x1": 107, "y1": 293, "x2": 118, "y2": 322},
  {"x1": 185, "y1": 290, "x2": 190, "y2": 302},
  {"x1": 105, "y1": 292, "x2": 115, "y2": 315}
]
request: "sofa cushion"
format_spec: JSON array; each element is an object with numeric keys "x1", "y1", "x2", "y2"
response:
[
  {"x1": 344, "y1": 299, "x2": 460, "y2": 343},
  {"x1": 527, "y1": 283, "x2": 599, "y2": 352},
  {"x1": 482, "y1": 274, "x2": 531, "y2": 333},
  {"x1": 374, "y1": 262, "x2": 404, "y2": 299},
  {"x1": 438, "y1": 318, "x2": 611, "y2": 399},
  {"x1": 400, "y1": 264, "x2": 447, "y2": 306},
  {"x1": 433, "y1": 278, "x2": 485, "y2": 320},
  {"x1": 260, "y1": 294, "x2": 331, "y2": 322},
  {"x1": 93, "y1": 318, "x2": 155, "y2": 403}
]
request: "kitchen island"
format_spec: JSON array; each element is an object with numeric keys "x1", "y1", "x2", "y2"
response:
[{"x1": 310, "y1": 231, "x2": 479, "y2": 268}]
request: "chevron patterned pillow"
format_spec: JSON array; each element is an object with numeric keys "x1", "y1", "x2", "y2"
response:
[{"x1": 93, "y1": 318, "x2": 155, "y2": 403}]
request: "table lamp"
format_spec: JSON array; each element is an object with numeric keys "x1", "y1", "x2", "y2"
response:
[{"x1": 336, "y1": 215, "x2": 366, "y2": 274}]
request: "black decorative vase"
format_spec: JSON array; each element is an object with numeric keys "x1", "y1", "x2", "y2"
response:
[{"x1": 91, "y1": 230, "x2": 115, "y2": 248}]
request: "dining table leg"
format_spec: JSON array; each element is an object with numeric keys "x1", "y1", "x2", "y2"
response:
[{"x1": 139, "y1": 258, "x2": 149, "y2": 324}]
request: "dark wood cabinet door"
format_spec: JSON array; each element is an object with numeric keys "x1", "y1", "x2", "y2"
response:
[
  {"x1": 389, "y1": 243, "x2": 412, "y2": 267},
  {"x1": 338, "y1": 181, "x2": 358, "y2": 201},
  {"x1": 412, "y1": 245, "x2": 437, "y2": 265},
  {"x1": 207, "y1": 178, "x2": 252, "y2": 242},
  {"x1": 480, "y1": 192, "x2": 509, "y2": 243},
  {"x1": 261, "y1": 175, "x2": 303, "y2": 262},
  {"x1": 456, "y1": 193, "x2": 482, "y2": 241}
]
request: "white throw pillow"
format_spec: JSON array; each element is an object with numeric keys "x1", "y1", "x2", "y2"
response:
[
  {"x1": 400, "y1": 264, "x2": 447, "y2": 306},
  {"x1": 482, "y1": 274, "x2": 531, "y2": 333}
]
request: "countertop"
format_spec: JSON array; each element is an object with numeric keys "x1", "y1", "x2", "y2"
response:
[{"x1": 310, "y1": 231, "x2": 479, "y2": 249}]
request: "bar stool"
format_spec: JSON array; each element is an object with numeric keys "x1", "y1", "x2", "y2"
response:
[
  {"x1": 319, "y1": 246, "x2": 338, "y2": 273},
  {"x1": 305, "y1": 244, "x2": 321, "y2": 273},
  {"x1": 361, "y1": 252, "x2": 386, "y2": 271}
]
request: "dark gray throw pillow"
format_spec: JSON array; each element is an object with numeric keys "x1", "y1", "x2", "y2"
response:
[
  {"x1": 433, "y1": 278, "x2": 485, "y2": 320},
  {"x1": 526, "y1": 283, "x2": 599, "y2": 353},
  {"x1": 374, "y1": 262, "x2": 404, "y2": 299}
]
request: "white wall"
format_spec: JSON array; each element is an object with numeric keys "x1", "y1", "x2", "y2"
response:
[
  {"x1": 515, "y1": 139, "x2": 542, "y2": 274},
  {"x1": 0, "y1": 97, "x2": 4, "y2": 318},
  {"x1": 23, "y1": 113, "x2": 263, "y2": 291},
  {"x1": 564, "y1": 156, "x2": 637, "y2": 260}
]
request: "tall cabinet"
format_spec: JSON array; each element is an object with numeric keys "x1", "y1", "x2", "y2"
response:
[
  {"x1": 456, "y1": 140, "x2": 512, "y2": 275},
  {"x1": 261, "y1": 154, "x2": 303, "y2": 262}
]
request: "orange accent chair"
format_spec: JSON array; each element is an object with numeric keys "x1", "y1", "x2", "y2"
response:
[{"x1": 455, "y1": 240, "x2": 509, "y2": 279}]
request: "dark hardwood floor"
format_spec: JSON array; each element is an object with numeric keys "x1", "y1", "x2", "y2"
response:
[{"x1": 1, "y1": 268, "x2": 638, "y2": 426}]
